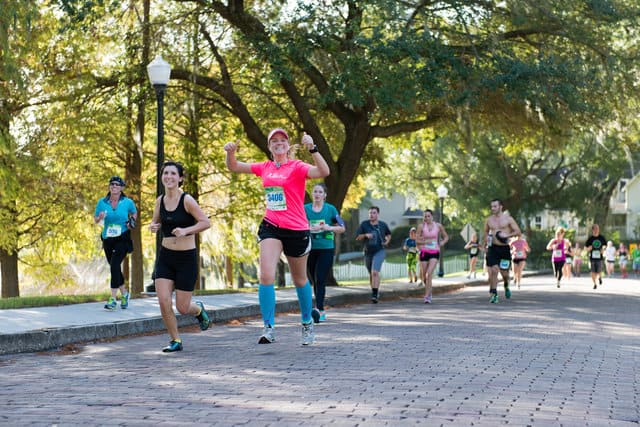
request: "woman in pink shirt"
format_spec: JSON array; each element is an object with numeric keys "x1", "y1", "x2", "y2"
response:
[
  {"x1": 224, "y1": 129, "x2": 329, "y2": 346},
  {"x1": 546, "y1": 227, "x2": 570, "y2": 288},
  {"x1": 509, "y1": 235, "x2": 530, "y2": 289},
  {"x1": 416, "y1": 209, "x2": 449, "y2": 303}
]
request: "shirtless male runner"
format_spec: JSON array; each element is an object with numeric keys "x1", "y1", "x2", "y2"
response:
[{"x1": 483, "y1": 199, "x2": 522, "y2": 303}]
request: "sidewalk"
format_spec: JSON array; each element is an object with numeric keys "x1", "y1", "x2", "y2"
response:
[{"x1": 0, "y1": 273, "x2": 499, "y2": 355}]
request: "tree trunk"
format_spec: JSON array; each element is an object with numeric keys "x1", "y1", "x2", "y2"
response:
[
  {"x1": 326, "y1": 234, "x2": 341, "y2": 286},
  {"x1": 0, "y1": 247, "x2": 19, "y2": 298},
  {"x1": 181, "y1": 19, "x2": 205, "y2": 290},
  {"x1": 123, "y1": 256, "x2": 130, "y2": 284},
  {"x1": 127, "y1": 0, "x2": 150, "y2": 296},
  {"x1": 125, "y1": 100, "x2": 145, "y2": 296},
  {"x1": 326, "y1": 268, "x2": 339, "y2": 287},
  {"x1": 225, "y1": 255, "x2": 233, "y2": 288}
]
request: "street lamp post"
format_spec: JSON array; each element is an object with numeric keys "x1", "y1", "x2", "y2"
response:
[
  {"x1": 436, "y1": 184, "x2": 448, "y2": 277},
  {"x1": 147, "y1": 55, "x2": 171, "y2": 292}
]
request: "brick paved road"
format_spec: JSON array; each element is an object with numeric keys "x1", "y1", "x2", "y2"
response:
[{"x1": 1, "y1": 275, "x2": 638, "y2": 426}]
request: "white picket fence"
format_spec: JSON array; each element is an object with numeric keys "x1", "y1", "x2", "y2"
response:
[
  {"x1": 333, "y1": 255, "x2": 469, "y2": 281},
  {"x1": 210, "y1": 253, "x2": 470, "y2": 289}
]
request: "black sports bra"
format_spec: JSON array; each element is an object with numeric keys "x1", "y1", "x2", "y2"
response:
[{"x1": 160, "y1": 193, "x2": 196, "y2": 237}]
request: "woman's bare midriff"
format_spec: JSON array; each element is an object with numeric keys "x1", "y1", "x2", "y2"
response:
[{"x1": 162, "y1": 235, "x2": 196, "y2": 251}]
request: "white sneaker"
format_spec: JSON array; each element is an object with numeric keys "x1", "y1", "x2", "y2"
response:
[
  {"x1": 424, "y1": 290, "x2": 432, "y2": 304},
  {"x1": 301, "y1": 322, "x2": 315, "y2": 346},
  {"x1": 258, "y1": 325, "x2": 275, "y2": 344}
]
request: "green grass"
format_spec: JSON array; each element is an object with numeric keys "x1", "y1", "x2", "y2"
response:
[
  {"x1": 0, "y1": 287, "x2": 258, "y2": 310},
  {"x1": 0, "y1": 294, "x2": 112, "y2": 309}
]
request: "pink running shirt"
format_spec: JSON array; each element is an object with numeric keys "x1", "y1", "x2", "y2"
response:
[
  {"x1": 251, "y1": 160, "x2": 311, "y2": 230},
  {"x1": 551, "y1": 239, "x2": 566, "y2": 262},
  {"x1": 421, "y1": 222, "x2": 441, "y2": 254},
  {"x1": 510, "y1": 239, "x2": 528, "y2": 260}
]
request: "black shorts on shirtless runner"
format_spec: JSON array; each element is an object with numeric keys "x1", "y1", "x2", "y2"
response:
[{"x1": 487, "y1": 245, "x2": 511, "y2": 270}]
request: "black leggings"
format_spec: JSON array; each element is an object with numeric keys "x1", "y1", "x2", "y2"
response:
[
  {"x1": 103, "y1": 233, "x2": 131, "y2": 289},
  {"x1": 307, "y1": 248, "x2": 335, "y2": 311},
  {"x1": 553, "y1": 261, "x2": 565, "y2": 281}
]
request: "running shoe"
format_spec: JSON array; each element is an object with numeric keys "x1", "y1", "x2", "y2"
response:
[
  {"x1": 593, "y1": 283, "x2": 597, "y2": 289},
  {"x1": 557, "y1": 281, "x2": 560, "y2": 288},
  {"x1": 318, "y1": 311, "x2": 326, "y2": 322},
  {"x1": 599, "y1": 277, "x2": 603, "y2": 285},
  {"x1": 104, "y1": 297, "x2": 117, "y2": 311},
  {"x1": 120, "y1": 292, "x2": 130, "y2": 309},
  {"x1": 301, "y1": 322, "x2": 315, "y2": 346},
  {"x1": 258, "y1": 325, "x2": 275, "y2": 344},
  {"x1": 424, "y1": 295, "x2": 431, "y2": 304},
  {"x1": 162, "y1": 340, "x2": 183, "y2": 353},
  {"x1": 504, "y1": 286, "x2": 511, "y2": 299},
  {"x1": 195, "y1": 301, "x2": 210, "y2": 331},
  {"x1": 490, "y1": 294, "x2": 499, "y2": 304},
  {"x1": 311, "y1": 308, "x2": 321, "y2": 324},
  {"x1": 371, "y1": 295, "x2": 379, "y2": 304}
]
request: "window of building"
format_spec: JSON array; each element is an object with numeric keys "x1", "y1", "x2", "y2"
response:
[{"x1": 534, "y1": 215, "x2": 542, "y2": 230}]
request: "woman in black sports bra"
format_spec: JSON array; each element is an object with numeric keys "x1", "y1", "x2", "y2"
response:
[{"x1": 149, "y1": 161, "x2": 211, "y2": 353}]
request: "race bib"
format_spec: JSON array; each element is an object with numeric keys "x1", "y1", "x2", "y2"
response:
[
  {"x1": 553, "y1": 249, "x2": 563, "y2": 258},
  {"x1": 105, "y1": 224, "x2": 122, "y2": 238},
  {"x1": 592, "y1": 250, "x2": 601, "y2": 259},
  {"x1": 408, "y1": 247, "x2": 418, "y2": 254},
  {"x1": 470, "y1": 248, "x2": 478, "y2": 255},
  {"x1": 499, "y1": 259, "x2": 511, "y2": 270},
  {"x1": 515, "y1": 250, "x2": 524, "y2": 258},
  {"x1": 265, "y1": 186, "x2": 286, "y2": 211},
  {"x1": 309, "y1": 219, "x2": 325, "y2": 233},
  {"x1": 424, "y1": 241, "x2": 438, "y2": 250}
]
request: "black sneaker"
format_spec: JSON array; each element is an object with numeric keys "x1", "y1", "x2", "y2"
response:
[
  {"x1": 162, "y1": 340, "x2": 183, "y2": 352},
  {"x1": 599, "y1": 277, "x2": 602, "y2": 285},
  {"x1": 311, "y1": 308, "x2": 321, "y2": 324},
  {"x1": 371, "y1": 295, "x2": 379, "y2": 304}
]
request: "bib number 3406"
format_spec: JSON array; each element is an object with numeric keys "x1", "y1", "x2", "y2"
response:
[{"x1": 265, "y1": 186, "x2": 287, "y2": 211}]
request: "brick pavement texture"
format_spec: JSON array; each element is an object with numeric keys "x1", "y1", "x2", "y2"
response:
[{"x1": 1, "y1": 276, "x2": 639, "y2": 426}]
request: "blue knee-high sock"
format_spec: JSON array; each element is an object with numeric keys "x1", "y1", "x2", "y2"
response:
[
  {"x1": 258, "y1": 284, "x2": 276, "y2": 327},
  {"x1": 296, "y1": 281, "x2": 313, "y2": 324}
]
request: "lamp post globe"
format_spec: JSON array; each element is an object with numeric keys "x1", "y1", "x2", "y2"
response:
[
  {"x1": 436, "y1": 184, "x2": 448, "y2": 277},
  {"x1": 147, "y1": 55, "x2": 172, "y2": 86},
  {"x1": 146, "y1": 55, "x2": 171, "y2": 292}
]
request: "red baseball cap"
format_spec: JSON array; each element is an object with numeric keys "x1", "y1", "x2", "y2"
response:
[{"x1": 267, "y1": 128, "x2": 289, "y2": 142}]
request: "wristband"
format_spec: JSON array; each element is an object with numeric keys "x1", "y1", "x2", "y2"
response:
[{"x1": 308, "y1": 146, "x2": 319, "y2": 153}]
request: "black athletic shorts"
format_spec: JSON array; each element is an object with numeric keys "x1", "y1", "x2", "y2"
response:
[
  {"x1": 257, "y1": 219, "x2": 311, "y2": 257},
  {"x1": 154, "y1": 247, "x2": 198, "y2": 292},
  {"x1": 487, "y1": 245, "x2": 512, "y2": 270},
  {"x1": 419, "y1": 250, "x2": 440, "y2": 262}
]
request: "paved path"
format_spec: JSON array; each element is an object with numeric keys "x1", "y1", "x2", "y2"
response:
[
  {"x1": 0, "y1": 274, "x2": 638, "y2": 426},
  {"x1": 0, "y1": 274, "x2": 472, "y2": 355}
]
